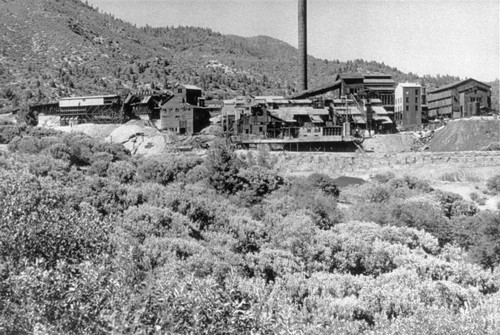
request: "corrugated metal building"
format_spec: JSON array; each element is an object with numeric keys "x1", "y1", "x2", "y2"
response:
[{"x1": 427, "y1": 78, "x2": 491, "y2": 119}]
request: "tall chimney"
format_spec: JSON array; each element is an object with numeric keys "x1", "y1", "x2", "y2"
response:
[{"x1": 298, "y1": 0, "x2": 307, "y2": 91}]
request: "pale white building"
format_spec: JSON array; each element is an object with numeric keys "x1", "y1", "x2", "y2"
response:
[{"x1": 394, "y1": 83, "x2": 422, "y2": 128}]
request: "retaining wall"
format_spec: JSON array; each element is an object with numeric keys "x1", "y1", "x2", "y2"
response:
[{"x1": 272, "y1": 151, "x2": 500, "y2": 178}]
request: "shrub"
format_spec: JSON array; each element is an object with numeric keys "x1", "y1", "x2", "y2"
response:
[
  {"x1": 307, "y1": 172, "x2": 340, "y2": 197},
  {"x1": 8, "y1": 135, "x2": 41, "y2": 154},
  {"x1": 107, "y1": 160, "x2": 136, "y2": 183},
  {"x1": 27, "y1": 155, "x2": 70, "y2": 178},
  {"x1": 372, "y1": 171, "x2": 396, "y2": 184},
  {"x1": 236, "y1": 166, "x2": 284, "y2": 206},
  {"x1": 89, "y1": 152, "x2": 114, "y2": 177},
  {"x1": 0, "y1": 171, "x2": 113, "y2": 267},
  {"x1": 486, "y1": 174, "x2": 500, "y2": 194},
  {"x1": 389, "y1": 198, "x2": 451, "y2": 246},
  {"x1": 137, "y1": 155, "x2": 203, "y2": 185},
  {"x1": 0, "y1": 124, "x2": 24, "y2": 144}
]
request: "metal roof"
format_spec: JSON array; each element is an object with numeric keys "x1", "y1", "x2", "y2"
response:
[
  {"x1": 363, "y1": 73, "x2": 393, "y2": 79},
  {"x1": 60, "y1": 95, "x2": 118, "y2": 100},
  {"x1": 269, "y1": 112, "x2": 296, "y2": 122},
  {"x1": 364, "y1": 86, "x2": 395, "y2": 91},
  {"x1": 372, "y1": 115, "x2": 393, "y2": 123},
  {"x1": 310, "y1": 115, "x2": 324, "y2": 123},
  {"x1": 254, "y1": 96, "x2": 285, "y2": 103},
  {"x1": 364, "y1": 78, "x2": 396, "y2": 85},
  {"x1": 397, "y1": 83, "x2": 422, "y2": 88},
  {"x1": 181, "y1": 84, "x2": 202, "y2": 90},
  {"x1": 333, "y1": 107, "x2": 362, "y2": 116},
  {"x1": 428, "y1": 78, "x2": 491, "y2": 94},
  {"x1": 352, "y1": 115, "x2": 366, "y2": 124},
  {"x1": 336, "y1": 73, "x2": 365, "y2": 79},
  {"x1": 275, "y1": 107, "x2": 329, "y2": 115},
  {"x1": 372, "y1": 106, "x2": 389, "y2": 115}
]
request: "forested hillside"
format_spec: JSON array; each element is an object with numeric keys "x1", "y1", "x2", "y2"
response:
[
  {"x1": 1, "y1": 0, "x2": 497, "y2": 116},
  {"x1": 0, "y1": 123, "x2": 499, "y2": 333}
]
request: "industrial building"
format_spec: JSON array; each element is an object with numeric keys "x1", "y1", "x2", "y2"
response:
[
  {"x1": 394, "y1": 83, "x2": 422, "y2": 129},
  {"x1": 363, "y1": 73, "x2": 396, "y2": 110},
  {"x1": 58, "y1": 95, "x2": 123, "y2": 125},
  {"x1": 427, "y1": 78, "x2": 491, "y2": 119},
  {"x1": 160, "y1": 85, "x2": 211, "y2": 134}
]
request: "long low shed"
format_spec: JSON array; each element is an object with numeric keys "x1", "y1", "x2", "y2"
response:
[{"x1": 59, "y1": 95, "x2": 119, "y2": 107}]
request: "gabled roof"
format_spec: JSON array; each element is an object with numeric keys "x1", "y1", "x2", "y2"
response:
[{"x1": 428, "y1": 78, "x2": 491, "y2": 94}]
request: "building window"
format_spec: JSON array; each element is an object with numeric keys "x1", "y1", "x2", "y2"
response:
[
  {"x1": 415, "y1": 89, "x2": 418, "y2": 95},
  {"x1": 415, "y1": 97, "x2": 418, "y2": 103},
  {"x1": 406, "y1": 97, "x2": 409, "y2": 103},
  {"x1": 406, "y1": 105, "x2": 409, "y2": 112}
]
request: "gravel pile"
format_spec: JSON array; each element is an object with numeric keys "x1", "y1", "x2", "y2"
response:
[{"x1": 429, "y1": 117, "x2": 500, "y2": 152}]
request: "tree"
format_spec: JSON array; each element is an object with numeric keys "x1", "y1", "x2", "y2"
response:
[{"x1": 204, "y1": 138, "x2": 242, "y2": 194}]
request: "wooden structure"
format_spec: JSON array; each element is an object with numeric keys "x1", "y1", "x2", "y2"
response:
[
  {"x1": 172, "y1": 84, "x2": 203, "y2": 105},
  {"x1": 58, "y1": 95, "x2": 123, "y2": 124},
  {"x1": 427, "y1": 78, "x2": 491, "y2": 119},
  {"x1": 29, "y1": 102, "x2": 59, "y2": 116},
  {"x1": 228, "y1": 100, "x2": 363, "y2": 151},
  {"x1": 124, "y1": 92, "x2": 171, "y2": 120},
  {"x1": 161, "y1": 97, "x2": 211, "y2": 134}
]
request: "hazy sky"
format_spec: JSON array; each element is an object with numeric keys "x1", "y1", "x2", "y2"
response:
[{"x1": 87, "y1": 0, "x2": 499, "y2": 82}]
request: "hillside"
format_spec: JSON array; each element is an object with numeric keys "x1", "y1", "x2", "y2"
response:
[{"x1": 0, "y1": 0, "x2": 498, "y2": 115}]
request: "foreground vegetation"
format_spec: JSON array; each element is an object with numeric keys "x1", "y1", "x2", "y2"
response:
[{"x1": 1, "y1": 124, "x2": 499, "y2": 334}]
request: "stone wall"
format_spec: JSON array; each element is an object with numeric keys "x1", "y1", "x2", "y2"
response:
[{"x1": 272, "y1": 151, "x2": 500, "y2": 178}]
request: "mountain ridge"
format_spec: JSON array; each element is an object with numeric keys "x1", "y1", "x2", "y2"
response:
[{"x1": 0, "y1": 0, "x2": 497, "y2": 113}]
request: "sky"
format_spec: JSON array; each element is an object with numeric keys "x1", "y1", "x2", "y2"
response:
[{"x1": 87, "y1": 0, "x2": 499, "y2": 82}]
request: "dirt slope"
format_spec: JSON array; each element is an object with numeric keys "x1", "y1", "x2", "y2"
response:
[{"x1": 429, "y1": 118, "x2": 500, "y2": 152}]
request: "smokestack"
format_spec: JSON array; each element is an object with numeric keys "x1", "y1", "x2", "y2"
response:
[{"x1": 298, "y1": 0, "x2": 307, "y2": 91}]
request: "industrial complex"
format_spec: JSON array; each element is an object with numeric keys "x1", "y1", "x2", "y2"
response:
[{"x1": 28, "y1": 0, "x2": 494, "y2": 151}]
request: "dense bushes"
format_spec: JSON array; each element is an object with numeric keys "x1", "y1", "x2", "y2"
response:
[
  {"x1": 0, "y1": 170, "x2": 113, "y2": 267},
  {"x1": 1, "y1": 130, "x2": 499, "y2": 334},
  {"x1": 136, "y1": 154, "x2": 203, "y2": 185},
  {"x1": 486, "y1": 174, "x2": 500, "y2": 194}
]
